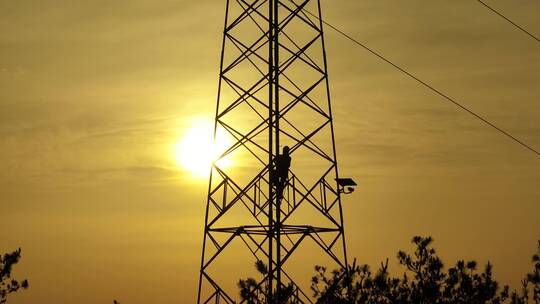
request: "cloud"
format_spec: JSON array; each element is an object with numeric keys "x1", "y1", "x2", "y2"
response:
[{"x1": 56, "y1": 165, "x2": 179, "y2": 180}]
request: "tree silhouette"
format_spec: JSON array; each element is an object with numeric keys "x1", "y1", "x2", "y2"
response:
[
  {"x1": 510, "y1": 241, "x2": 540, "y2": 304},
  {"x1": 0, "y1": 248, "x2": 28, "y2": 304},
  {"x1": 238, "y1": 260, "x2": 295, "y2": 304},
  {"x1": 311, "y1": 236, "x2": 540, "y2": 304},
  {"x1": 238, "y1": 237, "x2": 539, "y2": 303},
  {"x1": 529, "y1": 241, "x2": 540, "y2": 303}
]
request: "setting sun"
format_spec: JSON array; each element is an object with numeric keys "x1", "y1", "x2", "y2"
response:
[{"x1": 174, "y1": 120, "x2": 231, "y2": 178}]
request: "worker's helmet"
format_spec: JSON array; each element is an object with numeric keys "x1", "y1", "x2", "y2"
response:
[{"x1": 283, "y1": 146, "x2": 290, "y2": 154}]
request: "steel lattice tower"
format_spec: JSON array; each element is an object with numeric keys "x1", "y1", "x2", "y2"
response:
[{"x1": 197, "y1": 0, "x2": 350, "y2": 302}]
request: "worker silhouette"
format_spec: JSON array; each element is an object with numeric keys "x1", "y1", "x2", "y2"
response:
[{"x1": 272, "y1": 146, "x2": 291, "y2": 200}]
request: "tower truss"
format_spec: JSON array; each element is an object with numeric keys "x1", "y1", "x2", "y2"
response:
[{"x1": 197, "y1": 0, "x2": 349, "y2": 302}]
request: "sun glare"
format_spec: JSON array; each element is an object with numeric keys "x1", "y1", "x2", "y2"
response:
[{"x1": 174, "y1": 120, "x2": 231, "y2": 178}]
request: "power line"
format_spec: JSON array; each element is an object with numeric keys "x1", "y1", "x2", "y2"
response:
[
  {"x1": 476, "y1": 0, "x2": 540, "y2": 44},
  {"x1": 299, "y1": 10, "x2": 539, "y2": 156}
]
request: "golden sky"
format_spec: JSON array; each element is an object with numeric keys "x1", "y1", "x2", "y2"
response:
[{"x1": 1, "y1": 0, "x2": 539, "y2": 303}]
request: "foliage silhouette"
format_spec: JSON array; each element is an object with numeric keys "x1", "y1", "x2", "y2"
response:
[
  {"x1": 510, "y1": 241, "x2": 540, "y2": 304},
  {"x1": 238, "y1": 236, "x2": 540, "y2": 304},
  {"x1": 238, "y1": 260, "x2": 295, "y2": 304},
  {"x1": 0, "y1": 248, "x2": 28, "y2": 304},
  {"x1": 529, "y1": 241, "x2": 540, "y2": 302},
  {"x1": 311, "y1": 236, "x2": 540, "y2": 304}
]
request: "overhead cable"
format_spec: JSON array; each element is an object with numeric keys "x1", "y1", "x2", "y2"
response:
[
  {"x1": 299, "y1": 9, "x2": 539, "y2": 156},
  {"x1": 476, "y1": 0, "x2": 540, "y2": 44}
]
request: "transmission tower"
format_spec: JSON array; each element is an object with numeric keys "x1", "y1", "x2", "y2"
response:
[{"x1": 197, "y1": 0, "x2": 354, "y2": 302}]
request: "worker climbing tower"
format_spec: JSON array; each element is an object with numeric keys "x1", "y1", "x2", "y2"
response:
[{"x1": 197, "y1": 0, "x2": 354, "y2": 302}]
